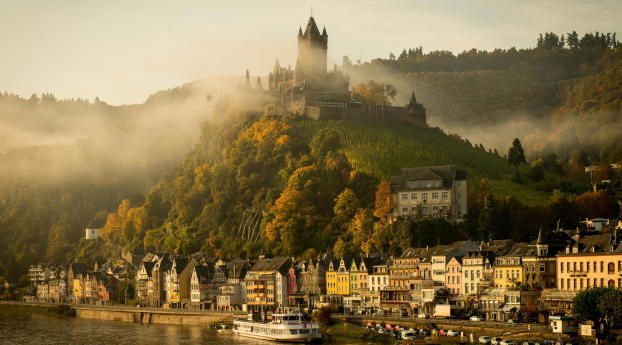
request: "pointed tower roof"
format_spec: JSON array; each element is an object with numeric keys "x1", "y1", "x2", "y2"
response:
[
  {"x1": 537, "y1": 227, "x2": 544, "y2": 244},
  {"x1": 255, "y1": 77, "x2": 263, "y2": 91},
  {"x1": 322, "y1": 26, "x2": 327, "y2": 37},
  {"x1": 303, "y1": 16, "x2": 321, "y2": 39},
  {"x1": 298, "y1": 26, "x2": 303, "y2": 38},
  {"x1": 408, "y1": 91, "x2": 418, "y2": 109}
]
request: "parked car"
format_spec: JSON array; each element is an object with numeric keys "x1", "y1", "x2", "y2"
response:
[
  {"x1": 522, "y1": 342, "x2": 537, "y2": 345},
  {"x1": 507, "y1": 319, "x2": 517, "y2": 324},
  {"x1": 447, "y1": 329, "x2": 459, "y2": 336},
  {"x1": 470, "y1": 315, "x2": 482, "y2": 321},
  {"x1": 402, "y1": 331, "x2": 417, "y2": 339},
  {"x1": 377, "y1": 328, "x2": 386, "y2": 335},
  {"x1": 491, "y1": 337, "x2": 504, "y2": 344},
  {"x1": 419, "y1": 329, "x2": 431, "y2": 336},
  {"x1": 437, "y1": 329, "x2": 447, "y2": 336},
  {"x1": 500, "y1": 340, "x2": 514, "y2": 345},
  {"x1": 479, "y1": 336, "x2": 492, "y2": 344}
]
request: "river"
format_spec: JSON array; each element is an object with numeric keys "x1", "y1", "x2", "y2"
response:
[{"x1": 0, "y1": 311, "x2": 381, "y2": 345}]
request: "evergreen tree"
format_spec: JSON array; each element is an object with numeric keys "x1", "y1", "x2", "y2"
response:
[{"x1": 508, "y1": 138, "x2": 527, "y2": 165}]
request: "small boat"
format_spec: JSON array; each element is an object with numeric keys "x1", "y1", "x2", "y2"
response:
[{"x1": 233, "y1": 312, "x2": 321, "y2": 343}]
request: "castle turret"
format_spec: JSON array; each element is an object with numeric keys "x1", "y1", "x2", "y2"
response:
[
  {"x1": 256, "y1": 77, "x2": 263, "y2": 91},
  {"x1": 408, "y1": 91, "x2": 418, "y2": 109},
  {"x1": 296, "y1": 16, "x2": 328, "y2": 86}
]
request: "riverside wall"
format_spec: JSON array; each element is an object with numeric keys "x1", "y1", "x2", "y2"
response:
[{"x1": 74, "y1": 306, "x2": 236, "y2": 325}]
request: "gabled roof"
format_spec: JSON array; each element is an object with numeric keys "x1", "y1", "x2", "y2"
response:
[
  {"x1": 390, "y1": 165, "x2": 467, "y2": 191},
  {"x1": 142, "y1": 262, "x2": 155, "y2": 278},
  {"x1": 249, "y1": 257, "x2": 291, "y2": 274}
]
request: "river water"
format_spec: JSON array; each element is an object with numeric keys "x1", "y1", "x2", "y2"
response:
[{"x1": 0, "y1": 311, "x2": 379, "y2": 345}]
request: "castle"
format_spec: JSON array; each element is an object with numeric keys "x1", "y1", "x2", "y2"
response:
[{"x1": 256, "y1": 16, "x2": 426, "y2": 125}]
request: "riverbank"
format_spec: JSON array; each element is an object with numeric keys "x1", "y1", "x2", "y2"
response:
[
  {"x1": 0, "y1": 302, "x2": 75, "y2": 317},
  {"x1": 0, "y1": 301, "x2": 236, "y2": 326}
]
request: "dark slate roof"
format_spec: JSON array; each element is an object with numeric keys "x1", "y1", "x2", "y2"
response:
[
  {"x1": 226, "y1": 260, "x2": 250, "y2": 279},
  {"x1": 578, "y1": 234, "x2": 612, "y2": 253},
  {"x1": 143, "y1": 262, "x2": 155, "y2": 278},
  {"x1": 194, "y1": 265, "x2": 211, "y2": 281},
  {"x1": 249, "y1": 257, "x2": 291, "y2": 274},
  {"x1": 173, "y1": 257, "x2": 190, "y2": 274},
  {"x1": 303, "y1": 17, "x2": 321, "y2": 39},
  {"x1": 500, "y1": 243, "x2": 533, "y2": 257},
  {"x1": 390, "y1": 165, "x2": 467, "y2": 191},
  {"x1": 70, "y1": 263, "x2": 88, "y2": 275}
]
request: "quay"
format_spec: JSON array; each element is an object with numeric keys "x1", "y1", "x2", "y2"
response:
[{"x1": 0, "y1": 301, "x2": 240, "y2": 325}]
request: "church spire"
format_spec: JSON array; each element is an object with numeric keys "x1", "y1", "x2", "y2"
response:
[{"x1": 537, "y1": 227, "x2": 543, "y2": 244}]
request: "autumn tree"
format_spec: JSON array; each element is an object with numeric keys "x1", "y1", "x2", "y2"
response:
[
  {"x1": 351, "y1": 80, "x2": 397, "y2": 105},
  {"x1": 333, "y1": 188, "x2": 360, "y2": 231},
  {"x1": 575, "y1": 190, "x2": 617, "y2": 219},
  {"x1": 374, "y1": 181, "x2": 393, "y2": 222}
]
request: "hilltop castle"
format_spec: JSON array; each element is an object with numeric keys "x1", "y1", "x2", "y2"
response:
[{"x1": 258, "y1": 16, "x2": 426, "y2": 124}]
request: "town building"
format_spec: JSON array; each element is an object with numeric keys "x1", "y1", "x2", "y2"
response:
[
  {"x1": 445, "y1": 256, "x2": 462, "y2": 297},
  {"x1": 389, "y1": 165, "x2": 468, "y2": 223},
  {"x1": 190, "y1": 265, "x2": 211, "y2": 310},
  {"x1": 245, "y1": 257, "x2": 291, "y2": 312}
]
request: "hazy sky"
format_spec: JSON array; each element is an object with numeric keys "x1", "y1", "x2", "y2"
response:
[{"x1": 1, "y1": 0, "x2": 620, "y2": 105}]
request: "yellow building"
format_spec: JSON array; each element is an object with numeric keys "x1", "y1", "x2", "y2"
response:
[
  {"x1": 336, "y1": 258, "x2": 350, "y2": 295},
  {"x1": 349, "y1": 260, "x2": 359, "y2": 295},
  {"x1": 493, "y1": 244, "x2": 528, "y2": 289},
  {"x1": 325, "y1": 260, "x2": 338, "y2": 295}
]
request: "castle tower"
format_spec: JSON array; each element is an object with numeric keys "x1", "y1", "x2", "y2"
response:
[{"x1": 296, "y1": 17, "x2": 328, "y2": 85}]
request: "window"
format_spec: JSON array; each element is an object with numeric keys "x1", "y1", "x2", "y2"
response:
[
  {"x1": 587, "y1": 263, "x2": 590, "y2": 273},
  {"x1": 402, "y1": 207, "x2": 408, "y2": 212},
  {"x1": 435, "y1": 182, "x2": 441, "y2": 187},
  {"x1": 560, "y1": 263, "x2": 564, "y2": 273},
  {"x1": 401, "y1": 194, "x2": 408, "y2": 200},
  {"x1": 422, "y1": 193, "x2": 428, "y2": 199},
  {"x1": 561, "y1": 279, "x2": 564, "y2": 289},
  {"x1": 457, "y1": 192, "x2": 462, "y2": 199},
  {"x1": 601, "y1": 261, "x2": 604, "y2": 273},
  {"x1": 608, "y1": 262, "x2": 615, "y2": 274},
  {"x1": 432, "y1": 192, "x2": 439, "y2": 199},
  {"x1": 540, "y1": 264, "x2": 545, "y2": 272},
  {"x1": 411, "y1": 193, "x2": 417, "y2": 200},
  {"x1": 442, "y1": 191, "x2": 448, "y2": 199}
]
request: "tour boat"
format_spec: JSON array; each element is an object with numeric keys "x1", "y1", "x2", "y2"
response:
[{"x1": 233, "y1": 312, "x2": 321, "y2": 343}]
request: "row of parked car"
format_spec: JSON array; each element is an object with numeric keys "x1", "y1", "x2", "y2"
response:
[
  {"x1": 365, "y1": 322, "x2": 461, "y2": 340},
  {"x1": 478, "y1": 336, "x2": 571, "y2": 345}
]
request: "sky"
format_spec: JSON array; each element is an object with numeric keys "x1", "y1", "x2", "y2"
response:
[{"x1": 1, "y1": 0, "x2": 621, "y2": 105}]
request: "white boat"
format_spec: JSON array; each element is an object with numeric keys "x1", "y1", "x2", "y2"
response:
[{"x1": 233, "y1": 312, "x2": 321, "y2": 343}]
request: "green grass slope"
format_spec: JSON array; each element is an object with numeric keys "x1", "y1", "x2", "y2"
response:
[{"x1": 295, "y1": 119, "x2": 551, "y2": 206}]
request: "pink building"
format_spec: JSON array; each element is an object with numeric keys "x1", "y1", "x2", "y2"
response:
[
  {"x1": 287, "y1": 266, "x2": 297, "y2": 296},
  {"x1": 445, "y1": 256, "x2": 462, "y2": 296}
]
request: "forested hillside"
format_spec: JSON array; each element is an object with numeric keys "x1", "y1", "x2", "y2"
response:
[
  {"x1": 344, "y1": 32, "x2": 622, "y2": 162},
  {"x1": 97, "y1": 112, "x2": 612, "y2": 265},
  {"x1": 0, "y1": 77, "x2": 241, "y2": 281}
]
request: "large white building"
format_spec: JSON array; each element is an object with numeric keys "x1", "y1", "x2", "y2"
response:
[{"x1": 389, "y1": 165, "x2": 468, "y2": 223}]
